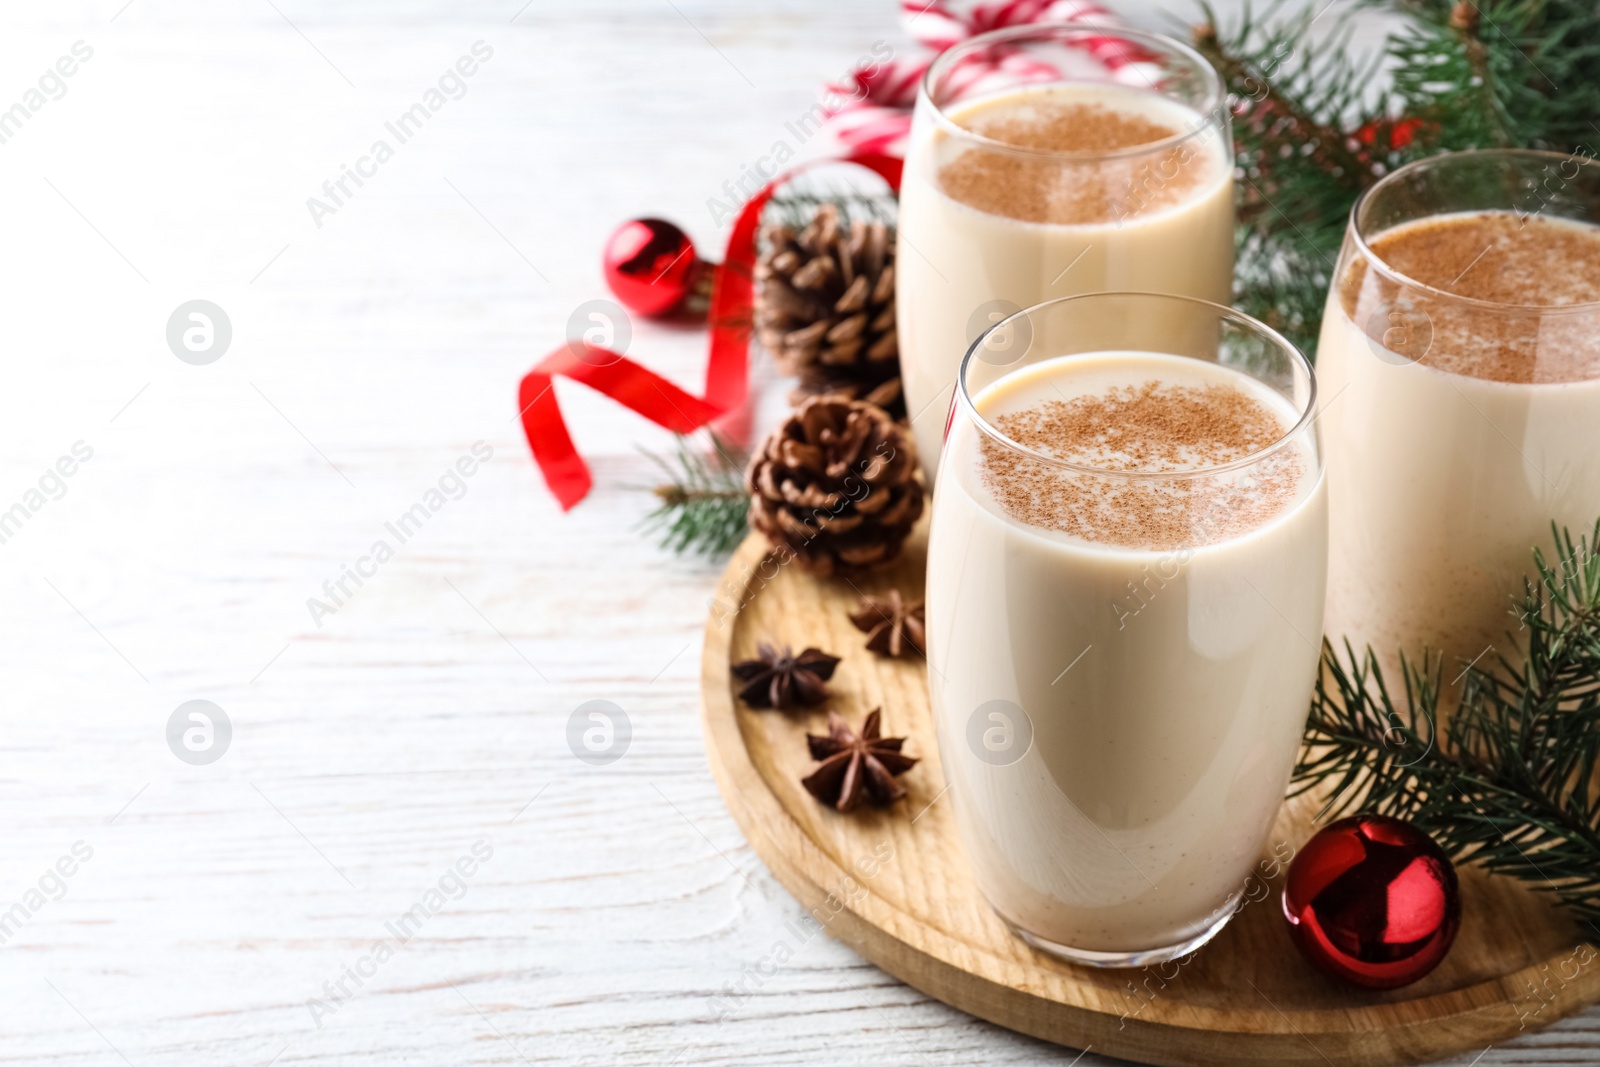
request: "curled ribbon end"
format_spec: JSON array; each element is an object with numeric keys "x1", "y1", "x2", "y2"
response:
[
  {"x1": 516, "y1": 153, "x2": 904, "y2": 510},
  {"x1": 519, "y1": 370, "x2": 595, "y2": 511}
]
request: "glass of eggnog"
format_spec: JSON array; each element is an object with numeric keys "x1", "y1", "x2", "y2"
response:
[
  {"x1": 1317, "y1": 149, "x2": 1600, "y2": 682},
  {"x1": 926, "y1": 292, "x2": 1327, "y2": 966},
  {"x1": 897, "y1": 24, "x2": 1235, "y2": 481}
]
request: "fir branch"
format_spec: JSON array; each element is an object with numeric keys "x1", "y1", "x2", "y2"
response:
[
  {"x1": 1232, "y1": 228, "x2": 1336, "y2": 353},
  {"x1": 1391, "y1": 0, "x2": 1600, "y2": 153},
  {"x1": 1194, "y1": 4, "x2": 1376, "y2": 200},
  {"x1": 1191, "y1": 0, "x2": 1600, "y2": 358},
  {"x1": 1298, "y1": 519, "x2": 1600, "y2": 925},
  {"x1": 1452, "y1": 2, "x2": 1515, "y2": 146},
  {"x1": 1194, "y1": 0, "x2": 1392, "y2": 355},
  {"x1": 638, "y1": 434, "x2": 749, "y2": 559}
]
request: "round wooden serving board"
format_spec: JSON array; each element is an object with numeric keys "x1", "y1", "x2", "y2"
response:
[{"x1": 699, "y1": 518, "x2": 1600, "y2": 1066}]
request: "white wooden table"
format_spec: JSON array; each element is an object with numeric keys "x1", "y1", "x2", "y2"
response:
[{"x1": 1, "y1": 2, "x2": 1593, "y2": 1063}]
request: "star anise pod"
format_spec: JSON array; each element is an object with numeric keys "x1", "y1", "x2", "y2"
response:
[
  {"x1": 848, "y1": 589, "x2": 925, "y2": 658},
  {"x1": 801, "y1": 709, "x2": 918, "y2": 812},
  {"x1": 731, "y1": 642, "x2": 840, "y2": 709}
]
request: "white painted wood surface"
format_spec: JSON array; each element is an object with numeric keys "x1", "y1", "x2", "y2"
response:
[{"x1": 0, "y1": 2, "x2": 1592, "y2": 1064}]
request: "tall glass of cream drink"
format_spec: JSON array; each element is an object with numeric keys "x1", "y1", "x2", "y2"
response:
[
  {"x1": 897, "y1": 24, "x2": 1234, "y2": 481},
  {"x1": 1317, "y1": 150, "x2": 1600, "y2": 678},
  {"x1": 926, "y1": 293, "x2": 1327, "y2": 966}
]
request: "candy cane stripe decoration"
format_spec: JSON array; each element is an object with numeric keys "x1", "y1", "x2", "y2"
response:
[{"x1": 824, "y1": 0, "x2": 1157, "y2": 157}]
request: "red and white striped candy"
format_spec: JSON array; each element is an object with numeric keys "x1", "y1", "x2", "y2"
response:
[{"x1": 823, "y1": 0, "x2": 1160, "y2": 156}]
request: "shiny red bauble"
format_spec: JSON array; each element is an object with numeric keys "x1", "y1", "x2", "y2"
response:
[
  {"x1": 602, "y1": 218, "x2": 704, "y2": 317},
  {"x1": 1283, "y1": 814, "x2": 1461, "y2": 989}
]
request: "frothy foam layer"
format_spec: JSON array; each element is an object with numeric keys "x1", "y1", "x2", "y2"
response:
[
  {"x1": 973, "y1": 354, "x2": 1309, "y2": 550},
  {"x1": 937, "y1": 86, "x2": 1218, "y2": 225},
  {"x1": 1341, "y1": 211, "x2": 1600, "y2": 383}
]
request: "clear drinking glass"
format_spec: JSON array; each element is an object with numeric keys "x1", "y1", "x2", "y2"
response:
[
  {"x1": 1316, "y1": 149, "x2": 1600, "y2": 681},
  {"x1": 926, "y1": 292, "x2": 1326, "y2": 967},
  {"x1": 897, "y1": 23, "x2": 1234, "y2": 481}
]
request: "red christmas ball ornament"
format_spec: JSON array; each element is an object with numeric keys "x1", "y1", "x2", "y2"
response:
[
  {"x1": 1283, "y1": 814, "x2": 1461, "y2": 989},
  {"x1": 602, "y1": 218, "x2": 710, "y2": 318}
]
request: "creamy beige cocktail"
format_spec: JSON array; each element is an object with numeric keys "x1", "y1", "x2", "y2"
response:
[
  {"x1": 898, "y1": 26, "x2": 1234, "y2": 479},
  {"x1": 1318, "y1": 150, "x2": 1600, "y2": 674},
  {"x1": 926, "y1": 294, "x2": 1326, "y2": 965}
]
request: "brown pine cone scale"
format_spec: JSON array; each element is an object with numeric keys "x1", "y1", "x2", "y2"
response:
[
  {"x1": 756, "y1": 203, "x2": 904, "y2": 420},
  {"x1": 746, "y1": 397, "x2": 924, "y2": 576}
]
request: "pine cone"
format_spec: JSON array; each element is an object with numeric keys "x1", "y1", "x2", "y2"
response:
[
  {"x1": 755, "y1": 204, "x2": 904, "y2": 420},
  {"x1": 746, "y1": 397, "x2": 924, "y2": 576},
  {"x1": 790, "y1": 365, "x2": 905, "y2": 423}
]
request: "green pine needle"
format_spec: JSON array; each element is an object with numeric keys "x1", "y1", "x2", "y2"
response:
[
  {"x1": 638, "y1": 434, "x2": 749, "y2": 560},
  {"x1": 1194, "y1": 0, "x2": 1600, "y2": 360},
  {"x1": 1297, "y1": 519, "x2": 1600, "y2": 926}
]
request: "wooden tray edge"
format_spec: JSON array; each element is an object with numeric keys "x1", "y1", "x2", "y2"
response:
[{"x1": 697, "y1": 532, "x2": 1600, "y2": 1066}]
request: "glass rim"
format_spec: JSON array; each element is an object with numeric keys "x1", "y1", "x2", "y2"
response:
[
  {"x1": 918, "y1": 23, "x2": 1226, "y2": 163},
  {"x1": 955, "y1": 291, "x2": 1318, "y2": 480},
  {"x1": 1349, "y1": 148, "x2": 1600, "y2": 315}
]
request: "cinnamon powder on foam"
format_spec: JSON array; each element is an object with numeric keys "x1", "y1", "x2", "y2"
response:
[
  {"x1": 1340, "y1": 211, "x2": 1600, "y2": 383},
  {"x1": 979, "y1": 379, "x2": 1305, "y2": 550},
  {"x1": 938, "y1": 97, "x2": 1211, "y2": 225}
]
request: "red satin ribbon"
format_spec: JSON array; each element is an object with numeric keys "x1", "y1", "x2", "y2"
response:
[{"x1": 518, "y1": 153, "x2": 905, "y2": 510}]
